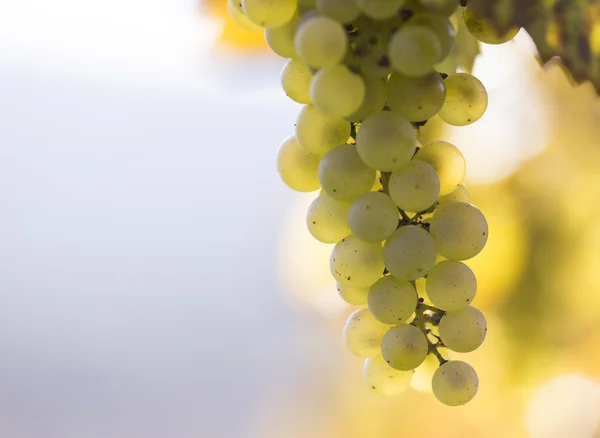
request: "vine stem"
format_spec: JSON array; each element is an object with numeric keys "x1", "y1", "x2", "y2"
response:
[{"x1": 413, "y1": 302, "x2": 448, "y2": 366}]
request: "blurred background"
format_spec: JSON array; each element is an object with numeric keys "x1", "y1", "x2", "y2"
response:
[{"x1": 0, "y1": 0, "x2": 599, "y2": 437}]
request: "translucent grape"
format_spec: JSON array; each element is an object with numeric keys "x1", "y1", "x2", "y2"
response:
[
  {"x1": 354, "y1": 32, "x2": 394, "y2": 79},
  {"x1": 310, "y1": 65, "x2": 366, "y2": 118},
  {"x1": 265, "y1": 16, "x2": 298, "y2": 58},
  {"x1": 337, "y1": 282, "x2": 370, "y2": 306},
  {"x1": 229, "y1": 0, "x2": 243, "y2": 12},
  {"x1": 426, "y1": 261, "x2": 476, "y2": 311},
  {"x1": 356, "y1": 0, "x2": 405, "y2": 20},
  {"x1": 389, "y1": 161, "x2": 440, "y2": 213},
  {"x1": 281, "y1": 59, "x2": 312, "y2": 104},
  {"x1": 420, "y1": 0, "x2": 459, "y2": 17},
  {"x1": 295, "y1": 104, "x2": 351, "y2": 155},
  {"x1": 410, "y1": 14, "x2": 455, "y2": 61},
  {"x1": 368, "y1": 276, "x2": 417, "y2": 324},
  {"x1": 306, "y1": 192, "x2": 351, "y2": 243},
  {"x1": 242, "y1": 0, "x2": 297, "y2": 28},
  {"x1": 386, "y1": 71, "x2": 446, "y2": 122},
  {"x1": 389, "y1": 25, "x2": 441, "y2": 77},
  {"x1": 429, "y1": 201, "x2": 488, "y2": 260},
  {"x1": 382, "y1": 225, "x2": 437, "y2": 280},
  {"x1": 347, "y1": 76, "x2": 386, "y2": 123},
  {"x1": 439, "y1": 306, "x2": 487, "y2": 352},
  {"x1": 438, "y1": 184, "x2": 470, "y2": 204},
  {"x1": 363, "y1": 356, "x2": 413, "y2": 396},
  {"x1": 464, "y1": 6, "x2": 520, "y2": 45},
  {"x1": 294, "y1": 15, "x2": 348, "y2": 68},
  {"x1": 355, "y1": 111, "x2": 416, "y2": 171},
  {"x1": 343, "y1": 308, "x2": 390, "y2": 357},
  {"x1": 381, "y1": 324, "x2": 428, "y2": 371},
  {"x1": 276, "y1": 135, "x2": 321, "y2": 192},
  {"x1": 438, "y1": 73, "x2": 488, "y2": 126},
  {"x1": 330, "y1": 235, "x2": 385, "y2": 287},
  {"x1": 348, "y1": 192, "x2": 399, "y2": 243},
  {"x1": 228, "y1": 0, "x2": 262, "y2": 31},
  {"x1": 413, "y1": 140, "x2": 466, "y2": 195},
  {"x1": 319, "y1": 144, "x2": 376, "y2": 201},
  {"x1": 432, "y1": 360, "x2": 479, "y2": 406},
  {"x1": 316, "y1": 0, "x2": 360, "y2": 23}
]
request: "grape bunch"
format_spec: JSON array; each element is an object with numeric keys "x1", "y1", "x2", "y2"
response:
[{"x1": 230, "y1": 0, "x2": 517, "y2": 406}]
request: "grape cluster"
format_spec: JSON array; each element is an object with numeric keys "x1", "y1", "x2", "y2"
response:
[{"x1": 230, "y1": 0, "x2": 516, "y2": 406}]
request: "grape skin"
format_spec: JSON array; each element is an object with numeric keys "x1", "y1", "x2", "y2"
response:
[
  {"x1": 413, "y1": 140, "x2": 466, "y2": 196},
  {"x1": 281, "y1": 59, "x2": 313, "y2": 104},
  {"x1": 343, "y1": 308, "x2": 390, "y2": 357},
  {"x1": 438, "y1": 184, "x2": 471, "y2": 204},
  {"x1": 363, "y1": 356, "x2": 413, "y2": 396},
  {"x1": 310, "y1": 65, "x2": 366, "y2": 118},
  {"x1": 464, "y1": 6, "x2": 520, "y2": 45},
  {"x1": 386, "y1": 70, "x2": 446, "y2": 122},
  {"x1": 426, "y1": 261, "x2": 477, "y2": 311},
  {"x1": 382, "y1": 225, "x2": 437, "y2": 281},
  {"x1": 294, "y1": 15, "x2": 348, "y2": 68},
  {"x1": 368, "y1": 276, "x2": 417, "y2": 324},
  {"x1": 381, "y1": 324, "x2": 429, "y2": 371},
  {"x1": 389, "y1": 25, "x2": 442, "y2": 77},
  {"x1": 388, "y1": 161, "x2": 440, "y2": 213},
  {"x1": 295, "y1": 104, "x2": 351, "y2": 156},
  {"x1": 438, "y1": 73, "x2": 488, "y2": 126},
  {"x1": 319, "y1": 144, "x2": 376, "y2": 201},
  {"x1": 337, "y1": 282, "x2": 370, "y2": 306},
  {"x1": 348, "y1": 192, "x2": 399, "y2": 243},
  {"x1": 276, "y1": 134, "x2": 321, "y2": 192},
  {"x1": 330, "y1": 235, "x2": 385, "y2": 288},
  {"x1": 242, "y1": 0, "x2": 297, "y2": 28},
  {"x1": 439, "y1": 306, "x2": 487, "y2": 353},
  {"x1": 306, "y1": 192, "x2": 351, "y2": 243},
  {"x1": 264, "y1": 16, "x2": 298, "y2": 58},
  {"x1": 432, "y1": 360, "x2": 479, "y2": 406}
]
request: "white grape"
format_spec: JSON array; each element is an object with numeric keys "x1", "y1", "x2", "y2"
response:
[
  {"x1": 386, "y1": 71, "x2": 446, "y2": 122},
  {"x1": 229, "y1": 0, "x2": 243, "y2": 12},
  {"x1": 348, "y1": 192, "x2": 399, "y2": 243},
  {"x1": 306, "y1": 192, "x2": 351, "y2": 243},
  {"x1": 429, "y1": 201, "x2": 488, "y2": 260},
  {"x1": 410, "y1": 14, "x2": 455, "y2": 61},
  {"x1": 265, "y1": 16, "x2": 298, "y2": 58},
  {"x1": 281, "y1": 59, "x2": 312, "y2": 104},
  {"x1": 228, "y1": 0, "x2": 262, "y2": 31},
  {"x1": 355, "y1": 111, "x2": 416, "y2": 171},
  {"x1": 439, "y1": 306, "x2": 487, "y2": 353},
  {"x1": 343, "y1": 308, "x2": 390, "y2": 357},
  {"x1": 347, "y1": 76, "x2": 386, "y2": 123},
  {"x1": 295, "y1": 104, "x2": 351, "y2": 155},
  {"x1": 310, "y1": 65, "x2": 366, "y2": 118},
  {"x1": 242, "y1": 0, "x2": 297, "y2": 28},
  {"x1": 294, "y1": 15, "x2": 348, "y2": 68},
  {"x1": 381, "y1": 324, "x2": 429, "y2": 371},
  {"x1": 337, "y1": 282, "x2": 370, "y2": 306},
  {"x1": 438, "y1": 184, "x2": 470, "y2": 204},
  {"x1": 426, "y1": 261, "x2": 477, "y2": 311},
  {"x1": 356, "y1": 0, "x2": 405, "y2": 20},
  {"x1": 389, "y1": 25, "x2": 441, "y2": 77},
  {"x1": 413, "y1": 140, "x2": 466, "y2": 195},
  {"x1": 389, "y1": 161, "x2": 440, "y2": 213},
  {"x1": 438, "y1": 73, "x2": 488, "y2": 126},
  {"x1": 420, "y1": 0, "x2": 459, "y2": 17},
  {"x1": 319, "y1": 144, "x2": 376, "y2": 201},
  {"x1": 382, "y1": 225, "x2": 437, "y2": 280},
  {"x1": 432, "y1": 360, "x2": 479, "y2": 406},
  {"x1": 276, "y1": 134, "x2": 321, "y2": 192},
  {"x1": 464, "y1": 6, "x2": 520, "y2": 45},
  {"x1": 330, "y1": 235, "x2": 385, "y2": 287},
  {"x1": 363, "y1": 356, "x2": 413, "y2": 396},
  {"x1": 368, "y1": 276, "x2": 417, "y2": 324},
  {"x1": 316, "y1": 0, "x2": 360, "y2": 23}
]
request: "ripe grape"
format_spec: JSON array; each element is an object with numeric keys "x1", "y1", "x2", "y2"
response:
[
  {"x1": 242, "y1": 0, "x2": 298, "y2": 28},
  {"x1": 439, "y1": 306, "x2": 487, "y2": 352},
  {"x1": 295, "y1": 104, "x2": 351, "y2": 155},
  {"x1": 265, "y1": 16, "x2": 298, "y2": 58},
  {"x1": 382, "y1": 225, "x2": 437, "y2": 280},
  {"x1": 337, "y1": 282, "x2": 370, "y2": 306},
  {"x1": 319, "y1": 144, "x2": 376, "y2": 201},
  {"x1": 381, "y1": 324, "x2": 429, "y2": 371},
  {"x1": 388, "y1": 161, "x2": 440, "y2": 213},
  {"x1": 409, "y1": 14, "x2": 455, "y2": 61},
  {"x1": 348, "y1": 192, "x2": 399, "y2": 243},
  {"x1": 306, "y1": 192, "x2": 351, "y2": 243},
  {"x1": 363, "y1": 356, "x2": 413, "y2": 396},
  {"x1": 347, "y1": 76, "x2": 386, "y2": 123},
  {"x1": 276, "y1": 134, "x2": 321, "y2": 192},
  {"x1": 413, "y1": 140, "x2": 466, "y2": 195},
  {"x1": 281, "y1": 59, "x2": 313, "y2": 104},
  {"x1": 310, "y1": 65, "x2": 366, "y2": 118},
  {"x1": 464, "y1": 6, "x2": 520, "y2": 45},
  {"x1": 426, "y1": 261, "x2": 477, "y2": 311},
  {"x1": 316, "y1": 0, "x2": 360, "y2": 24},
  {"x1": 330, "y1": 235, "x2": 385, "y2": 287},
  {"x1": 420, "y1": 0, "x2": 459, "y2": 17},
  {"x1": 438, "y1": 184, "x2": 471, "y2": 204},
  {"x1": 343, "y1": 308, "x2": 390, "y2": 357},
  {"x1": 228, "y1": 0, "x2": 262, "y2": 31},
  {"x1": 294, "y1": 15, "x2": 348, "y2": 68},
  {"x1": 438, "y1": 73, "x2": 488, "y2": 126},
  {"x1": 368, "y1": 276, "x2": 417, "y2": 324},
  {"x1": 389, "y1": 25, "x2": 441, "y2": 77},
  {"x1": 386, "y1": 70, "x2": 446, "y2": 122},
  {"x1": 432, "y1": 360, "x2": 479, "y2": 406},
  {"x1": 356, "y1": 0, "x2": 404, "y2": 20}
]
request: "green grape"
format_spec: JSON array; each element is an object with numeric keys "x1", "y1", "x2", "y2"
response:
[
  {"x1": 281, "y1": 59, "x2": 312, "y2": 104},
  {"x1": 438, "y1": 184, "x2": 470, "y2": 204},
  {"x1": 337, "y1": 282, "x2": 370, "y2": 306},
  {"x1": 242, "y1": 0, "x2": 297, "y2": 28},
  {"x1": 319, "y1": 144, "x2": 376, "y2": 201},
  {"x1": 343, "y1": 308, "x2": 390, "y2": 357},
  {"x1": 306, "y1": 192, "x2": 351, "y2": 243},
  {"x1": 265, "y1": 16, "x2": 298, "y2": 58},
  {"x1": 228, "y1": 0, "x2": 262, "y2": 31},
  {"x1": 388, "y1": 161, "x2": 440, "y2": 213},
  {"x1": 432, "y1": 360, "x2": 479, "y2": 406},
  {"x1": 389, "y1": 25, "x2": 441, "y2": 77},
  {"x1": 310, "y1": 65, "x2": 366, "y2": 118},
  {"x1": 410, "y1": 14, "x2": 455, "y2": 61},
  {"x1": 347, "y1": 76, "x2": 386, "y2": 123},
  {"x1": 429, "y1": 201, "x2": 488, "y2": 260},
  {"x1": 294, "y1": 15, "x2": 348, "y2": 68},
  {"x1": 353, "y1": 32, "x2": 394, "y2": 79},
  {"x1": 355, "y1": 111, "x2": 416, "y2": 171},
  {"x1": 356, "y1": 0, "x2": 405, "y2": 20},
  {"x1": 438, "y1": 73, "x2": 488, "y2": 126},
  {"x1": 316, "y1": 0, "x2": 360, "y2": 23},
  {"x1": 295, "y1": 104, "x2": 351, "y2": 155},
  {"x1": 367, "y1": 276, "x2": 417, "y2": 324},
  {"x1": 420, "y1": 0, "x2": 459, "y2": 17},
  {"x1": 386, "y1": 70, "x2": 446, "y2": 122},
  {"x1": 464, "y1": 6, "x2": 520, "y2": 45},
  {"x1": 363, "y1": 356, "x2": 413, "y2": 396},
  {"x1": 348, "y1": 192, "x2": 399, "y2": 243},
  {"x1": 439, "y1": 306, "x2": 487, "y2": 352},
  {"x1": 381, "y1": 324, "x2": 429, "y2": 371},
  {"x1": 382, "y1": 225, "x2": 437, "y2": 280},
  {"x1": 413, "y1": 140, "x2": 465, "y2": 195},
  {"x1": 426, "y1": 261, "x2": 476, "y2": 311},
  {"x1": 330, "y1": 235, "x2": 385, "y2": 287},
  {"x1": 229, "y1": 0, "x2": 243, "y2": 12},
  {"x1": 276, "y1": 134, "x2": 321, "y2": 192}
]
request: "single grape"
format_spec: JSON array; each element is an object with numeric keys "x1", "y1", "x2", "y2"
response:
[
  {"x1": 330, "y1": 235, "x2": 385, "y2": 287},
  {"x1": 432, "y1": 360, "x2": 479, "y2": 406},
  {"x1": 426, "y1": 261, "x2": 477, "y2": 311},
  {"x1": 382, "y1": 225, "x2": 437, "y2": 280},
  {"x1": 346, "y1": 76, "x2": 386, "y2": 123},
  {"x1": 228, "y1": 0, "x2": 262, "y2": 31},
  {"x1": 464, "y1": 6, "x2": 520, "y2": 45},
  {"x1": 429, "y1": 201, "x2": 488, "y2": 260},
  {"x1": 310, "y1": 65, "x2": 366, "y2": 118},
  {"x1": 276, "y1": 134, "x2": 321, "y2": 192},
  {"x1": 242, "y1": 0, "x2": 297, "y2": 28},
  {"x1": 281, "y1": 59, "x2": 312, "y2": 104},
  {"x1": 319, "y1": 144, "x2": 376, "y2": 201},
  {"x1": 343, "y1": 308, "x2": 390, "y2": 357},
  {"x1": 348, "y1": 192, "x2": 399, "y2": 243},
  {"x1": 409, "y1": 14, "x2": 455, "y2": 61},
  {"x1": 368, "y1": 276, "x2": 417, "y2": 324},
  {"x1": 353, "y1": 31, "x2": 394, "y2": 79},
  {"x1": 381, "y1": 324, "x2": 429, "y2": 371},
  {"x1": 386, "y1": 70, "x2": 446, "y2": 122},
  {"x1": 337, "y1": 282, "x2": 370, "y2": 306},
  {"x1": 438, "y1": 73, "x2": 488, "y2": 126},
  {"x1": 294, "y1": 15, "x2": 348, "y2": 68},
  {"x1": 306, "y1": 192, "x2": 351, "y2": 243},
  {"x1": 413, "y1": 140, "x2": 466, "y2": 195},
  {"x1": 363, "y1": 356, "x2": 413, "y2": 396},
  {"x1": 439, "y1": 306, "x2": 487, "y2": 352},
  {"x1": 316, "y1": 0, "x2": 360, "y2": 23},
  {"x1": 355, "y1": 111, "x2": 416, "y2": 171},
  {"x1": 389, "y1": 161, "x2": 440, "y2": 213},
  {"x1": 265, "y1": 15, "x2": 298, "y2": 58},
  {"x1": 295, "y1": 104, "x2": 351, "y2": 155},
  {"x1": 420, "y1": 0, "x2": 459, "y2": 17},
  {"x1": 438, "y1": 184, "x2": 470, "y2": 204},
  {"x1": 229, "y1": 0, "x2": 243, "y2": 12},
  {"x1": 356, "y1": 0, "x2": 405, "y2": 20},
  {"x1": 389, "y1": 25, "x2": 441, "y2": 77}
]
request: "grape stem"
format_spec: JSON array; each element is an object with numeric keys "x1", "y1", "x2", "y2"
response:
[{"x1": 412, "y1": 302, "x2": 448, "y2": 366}]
